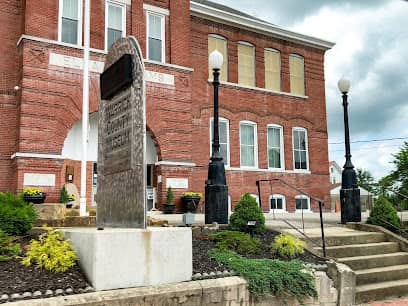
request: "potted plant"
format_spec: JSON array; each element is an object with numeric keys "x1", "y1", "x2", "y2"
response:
[
  {"x1": 22, "y1": 188, "x2": 46, "y2": 204},
  {"x1": 181, "y1": 192, "x2": 202, "y2": 213},
  {"x1": 60, "y1": 186, "x2": 75, "y2": 208},
  {"x1": 162, "y1": 187, "x2": 176, "y2": 214}
]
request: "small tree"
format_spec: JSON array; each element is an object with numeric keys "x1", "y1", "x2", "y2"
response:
[
  {"x1": 229, "y1": 193, "x2": 265, "y2": 234},
  {"x1": 367, "y1": 196, "x2": 401, "y2": 232},
  {"x1": 59, "y1": 186, "x2": 69, "y2": 204},
  {"x1": 165, "y1": 187, "x2": 174, "y2": 204}
]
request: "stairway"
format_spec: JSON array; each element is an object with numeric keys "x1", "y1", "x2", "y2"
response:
[{"x1": 313, "y1": 228, "x2": 408, "y2": 303}]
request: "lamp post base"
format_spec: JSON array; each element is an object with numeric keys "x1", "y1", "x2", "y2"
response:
[
  {"x1": 205, "y1": 184, "x2": 228, "y2": 224},
  {"x1": 340, "y1": 188, "x2": 361, "y2": 224}
]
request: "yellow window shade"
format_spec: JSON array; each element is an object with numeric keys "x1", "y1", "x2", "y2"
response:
[
  {"x1": 238, "y1": 43, "x2": 255, "y2": 87},
  {"x1": 264, "y1": 49, "x2": 280, "y2": 91},
  {"x1": 208, "y1": 36, "x2": 228, "y2": 81},
  {"x1": 289, "y1": 55, "x2": 305, "y2": 96}
]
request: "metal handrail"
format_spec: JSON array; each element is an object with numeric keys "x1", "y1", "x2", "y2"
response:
[
  {"x1": 376, "y1": 217, "x2": 408, "y2": 239},
  {"x1": 256, "y1": 179, "x2": 327, "y2": 257}
]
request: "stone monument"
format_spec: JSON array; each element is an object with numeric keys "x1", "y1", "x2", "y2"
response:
[{"x1": 63, "y1": 37, "x2": 192, "y2": 291}]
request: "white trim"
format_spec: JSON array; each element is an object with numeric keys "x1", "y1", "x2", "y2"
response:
[
  {"x1": 225, "y1": 167, "x2": 310, "y2": 174},
  {"x1": 208, "y1": 80, "x2": 308, "y2": 99},
  {"x1": 11, "y1": 152, "x2": 64, "y2": 160},
  {"x1": 146, "y1": 11, "x2": 166, "y2": 63},
  {"x1": 269, "y1": 194, "x2": 286, "y2": 213},
  {"x1": 190, "y1": 1, "x2": 335, "y2": 51},
  {"x1": 267, "y1": 124, "x2": 284, "y2": 170},
  {"x1": 209, "y1": 117, "x2": 230, "y2": 167},
  {"x1": 295, "y1": 195, "x2": 311, "y2": 212},
  {"x1": 105, "y1": 1, "x2": 127, "y2": 52},
  {"x1": 143, "y1": 4, "x2": 170, "y2": 16},
  {"x1": 249, "y1": 193, "x2": 259, "y2": 205},
  {"x1": 239, "y1": 120, "x2": 258, "y2": 169},
  {"x1": 144, "y1": 60, "x2": 193, "y2": 72},
  {"x1": 58, "y1": 0, "x2": 83, "y2": 46},
  {"x1": 292, "y1": 127, "x2": 309, "y2": 171},
  {"x1": 155, "y1": 161, "x2": 196, "y2": 167}
]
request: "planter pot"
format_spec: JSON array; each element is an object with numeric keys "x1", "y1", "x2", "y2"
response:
[
  {"x1": 23, "y1": 194, "x2": 46, "y2": 204},
  {"x1": 66, "y1": 201, "x2": 74, "y2": 209},
  {"x1": 181, "y1": 197, "x2": 201, "y2": 213},
  {"x1": 163, "y1": 203, "x2": 176, "y2": 214}
]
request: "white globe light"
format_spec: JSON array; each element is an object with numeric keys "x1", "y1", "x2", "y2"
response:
[
  {"x1": 338, "y1": 78, "x2": 351, "y2": 94},
  {"x1": 209, "y1": 50, "x2": 223, "y2": 70}
]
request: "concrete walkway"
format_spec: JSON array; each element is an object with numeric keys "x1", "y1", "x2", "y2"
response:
[{"x1": 359, "y1": 296, "x2": 408, "y2": 305}]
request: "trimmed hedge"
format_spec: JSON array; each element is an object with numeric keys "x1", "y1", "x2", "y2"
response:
[
  {"x1": 229, "y1": 193, "x2": 265, "y2": 234},
  {"x1": 367, "y1": 196, "x2": 401, "y2": 231}
]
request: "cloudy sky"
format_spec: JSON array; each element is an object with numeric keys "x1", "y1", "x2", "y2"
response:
[{"x1": 215, "y1": 0, "x2": 408, "y2": 179}]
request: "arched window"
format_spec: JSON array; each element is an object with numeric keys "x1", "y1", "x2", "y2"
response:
[
  {"x1": 295, "y1": 195, "x2": 310, "y2": 212},
  {"x1": 208, "y1": 34, "x2": 228, "y2": 81},
  {"x1": 292, "y1": 127, "x2": 309, "y2": 170},
  {"x1": 238, "y1": 41, "x2": 255, "y2": 86},
  {"x1": 267, "y1": 124, "x2": 284, "y2": 169},
  {"x1": 289, "y1": 54, "x2": 305, "y2": 95},
  {"x1": 269, "y1": 194, "x2": 286, "y2": 212},
  {"x1": 210, "y1": 117, "x2": 230, "y2": 166},
  {"x1": 264, "y1": 48, "x2": 281, "y2": 91},
  {"x1": 240, "y1": 121, "x2": 258, "y2": 168}
]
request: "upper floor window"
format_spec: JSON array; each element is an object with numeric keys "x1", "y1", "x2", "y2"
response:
[
  {"x1": 238, "y1": 42, "x2": 255, "y2": 87},
  {"x1": 264, "y1": 48, "x2": 281, "y2": 91},
  {"x1": 59, "y1": 0, "x2": 81, "y2": 45},
  {"x1": 106, "y1": 2, "x2": 126, "y2": 50},
  {"x1": 295, "y1": 195, "x2": 310, "y2": 211},
  {"x1": 240, "y1": 121, "x2": 257, "y2": 168},
  {"x1": 289, "y1": 54, "x2": 305, "y2": 95},
  {"x1": 267, "y1": 124, "x2": 284, "y2": 169},
  {"x1": 293, "y1": 127, "x2": 309, "y2": 170},
  {"x1": 210, "y1": 117, "x2": 230, "y2": 166},
  {"x1": 208, "y1": 35, "x2": 228, "y2": 81},
  {"x1": 147, "y1": 12, "x2": 165, "y2": 62},
  {"x1": 270, "y1": 194, "x2": 286, "y2": 212}
]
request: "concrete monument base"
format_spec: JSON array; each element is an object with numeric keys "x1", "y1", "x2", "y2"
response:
[{"x1": 63, "y1": 227, "x2": 192, "y2": 291}]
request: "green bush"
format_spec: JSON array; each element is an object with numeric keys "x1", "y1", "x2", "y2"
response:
[
  {"x1": 0, "y1": 229, "x2": 21, "y2": 262},
  {"x1": 229, "y1": 193, "x2": 265, "y2": 234},
  {"x1": 210, "y1": 231, "x2": 262, "y2": 256},
  {"x1": 0, "y1": 192, "x2": 37, "y2": 235},
  {"x1": 209, "y1": 248, "x2": 317, "y2": 302},
  {"x1": 165, "y1": 187, "x2": 174, "y2": 204},
  {"x1": 22, "y1": 227, "x2": 77, "y2": 272},
  {"x1": 59, "y1": 186, "x2": 69, "y2": 203},
  {"x1": 367, "y1": 196, "x2": 401, "y2": 231},
  {"x1": 272, "y1": 234, "x2": 306, "y2": 259}
]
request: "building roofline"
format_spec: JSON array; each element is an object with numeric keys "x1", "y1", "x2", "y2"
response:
[{"x1": 190, "y1": 1, "x2": 335, "y2": 51}]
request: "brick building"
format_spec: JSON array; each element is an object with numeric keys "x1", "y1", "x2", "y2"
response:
[{"x1": 0, "y1": 0, "x2": 334, "y2": 212}]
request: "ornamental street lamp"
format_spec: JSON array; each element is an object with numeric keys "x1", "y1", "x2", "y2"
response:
[
  {"x1": 205, "y1": 50, "x2": 229, "y2": 224},
  {"x1": 338, "y1": 78, "x2": 361, "y2": 224}
]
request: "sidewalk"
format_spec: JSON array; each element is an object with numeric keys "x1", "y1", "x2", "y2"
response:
[{"x1": 359, "y1": 296, "x2": 408, "y2": 305}]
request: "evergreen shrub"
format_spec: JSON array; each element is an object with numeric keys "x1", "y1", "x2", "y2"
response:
[
  {"x1": 0, "y1": 229, "x2": 21, "y2": 262},
  {"x1": 367, "y1": 196, "x2": 401, "y2": 231},
  {"x1": 229, "y1": 193, "x2": 265, "y2": 234},
  {"x1": 210, "y1": 230, "x2": 262, "y2": 256}
]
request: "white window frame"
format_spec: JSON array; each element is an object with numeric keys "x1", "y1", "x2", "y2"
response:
[
  {"x1": 239, "y1": 121, "x2": 258, "y2": 169},
  {"x1": 58, "y1": 0, "x2": 82, "y2": 46},
  {"x1": 250, "y1": 193, "x2": 260, "y2": 206},
  {"x1": 295, "y1": 195, "x2": 311, "y2": 212},
  {"x1": 146, "y1": 11, "x2": 165, "y2": 63},
  {"x1": 105, "y1": 1, "x2": 127, "y2": 52},
  {"x1": 208, "y1": 34, "x2": 228, "y2": 81},
  {"x1": 269, "y1": 194, "x2": 286, "y2": 213},
  {"x1": 238, "y1": 41, "x2": 256, "y2": 86},
  {"x1": 264, "y1": 48, "x2": 281, "y2": 91},
  {"x1": 267, "y1": 124, "x2": 284, "y2": 170},
  {"x1": 292, "y1": 127, "x2": 309, "y2": 171},
  {"x1": 209, "y1": 117, "x2": 230, "y2": 167}
]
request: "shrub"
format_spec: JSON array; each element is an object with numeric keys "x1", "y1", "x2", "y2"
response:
[
  {"x1": 229, "y1": 193, "x2": 265, "y2": 234},
  {"x1": 165, "y1": 187, "x2": 174, "y2": 204},
  {"x1": 210, "y1": 231, "x2": 262, "y2": 256},
  {"x1": 367, "y1": 196, "x2": 401, "y2": 231},
  {"x1": 59, "y1": 186, "x2": 69, "y2": 203},
  {"x1": 22, "y1": 227, "x2": 77, "y2": 272},
  {"x1": 272, "y1": 234, "x2": 306, "y2": 259},
  {"x1": 209, "y1": 248, "x2": 317, "y2": 302},
  {"x1": 0, "y1": 192, "x2": 37, "y2": 235},
  {"x1": 0, "y1": 229, "x2": 21, "y2": 262}
]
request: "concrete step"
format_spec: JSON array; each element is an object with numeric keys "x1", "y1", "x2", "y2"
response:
[
  {"x1": 315, "y1": 242, "x2": 400, "y2": 258},
  {"x1": 338, "y1": 252, "x2": 408, "y2": 270},
  {"x1": 356, "y1": 278, "x2": 408, "y2": 303},
  {"x1": 356, "y1": 264, "x2": 408, "y2": 285},
  {"x1": 310, "y1": 232, "x2": 387, "y2": 247}
]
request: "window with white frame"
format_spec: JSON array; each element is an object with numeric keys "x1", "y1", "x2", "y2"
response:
[
  {"x1": 264, "y1": 48, "x2": 281, "y2": 91},
  {"x1": 289, "y1": 54, "x2": 305, "y2": 96},
  {"x1": 240, "y1": 121, "x2": 257, "y2": 168},
  {"x1": 238, "y1": 42, "x2": 255, "y2": 87},
  {"x1": 59, "y1": 0, "x2": 81, "y2": 45},
  {"x1": 250, "y1": 194, "x2": 260, "y2": 205},
  {"x1": 208, "y1": 35, "x2": 228, "y2": 82},
  {"x1": 270, "y1": 194, "x2": 286, "y2": 212},
  {"x1": 295, "y1": 195, "x2": 310, "y2": 211},
  {"x1": 147, "y1": 12, "x2": 165, "y2": 62},
  {"x1": 267, "y1": 125, "x2": 283, "y2": 169},
  {"x1": 210, "y1": 118, "x2": 230, "y2": 166},
  {"x1": 106, "y1": 2, "x2": 126, "y2": 50},
  {"x1": 293, "y1": 127, "x2": 309, "y2": 170}
]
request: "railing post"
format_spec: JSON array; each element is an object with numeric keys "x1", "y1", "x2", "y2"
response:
[
  {"x1": 319, "y1": 201, "x2": 326, "y2": 257},
  {"x1": 256, "y1": 180, "x2": 262, "y2": 209}
]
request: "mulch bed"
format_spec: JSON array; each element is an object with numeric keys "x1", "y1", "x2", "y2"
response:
[
  {"x1": 193, "y1": 229, "x2": 327, "y2": 274},
  {"x1": 0, "y1": 234, "x2": 89, "y2": 297}
]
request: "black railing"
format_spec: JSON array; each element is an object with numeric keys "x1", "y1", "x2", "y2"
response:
[{"x1": 256, "y1": 178, "x2": 327, "y2": 257}]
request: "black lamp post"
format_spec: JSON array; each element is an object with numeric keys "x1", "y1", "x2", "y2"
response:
[
  {"x1": 338, "y1": 78, "x2": 361, "y2": 224},
  {"x1": 205, "y1": 50, "x2": 229, "y2": 224}
]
